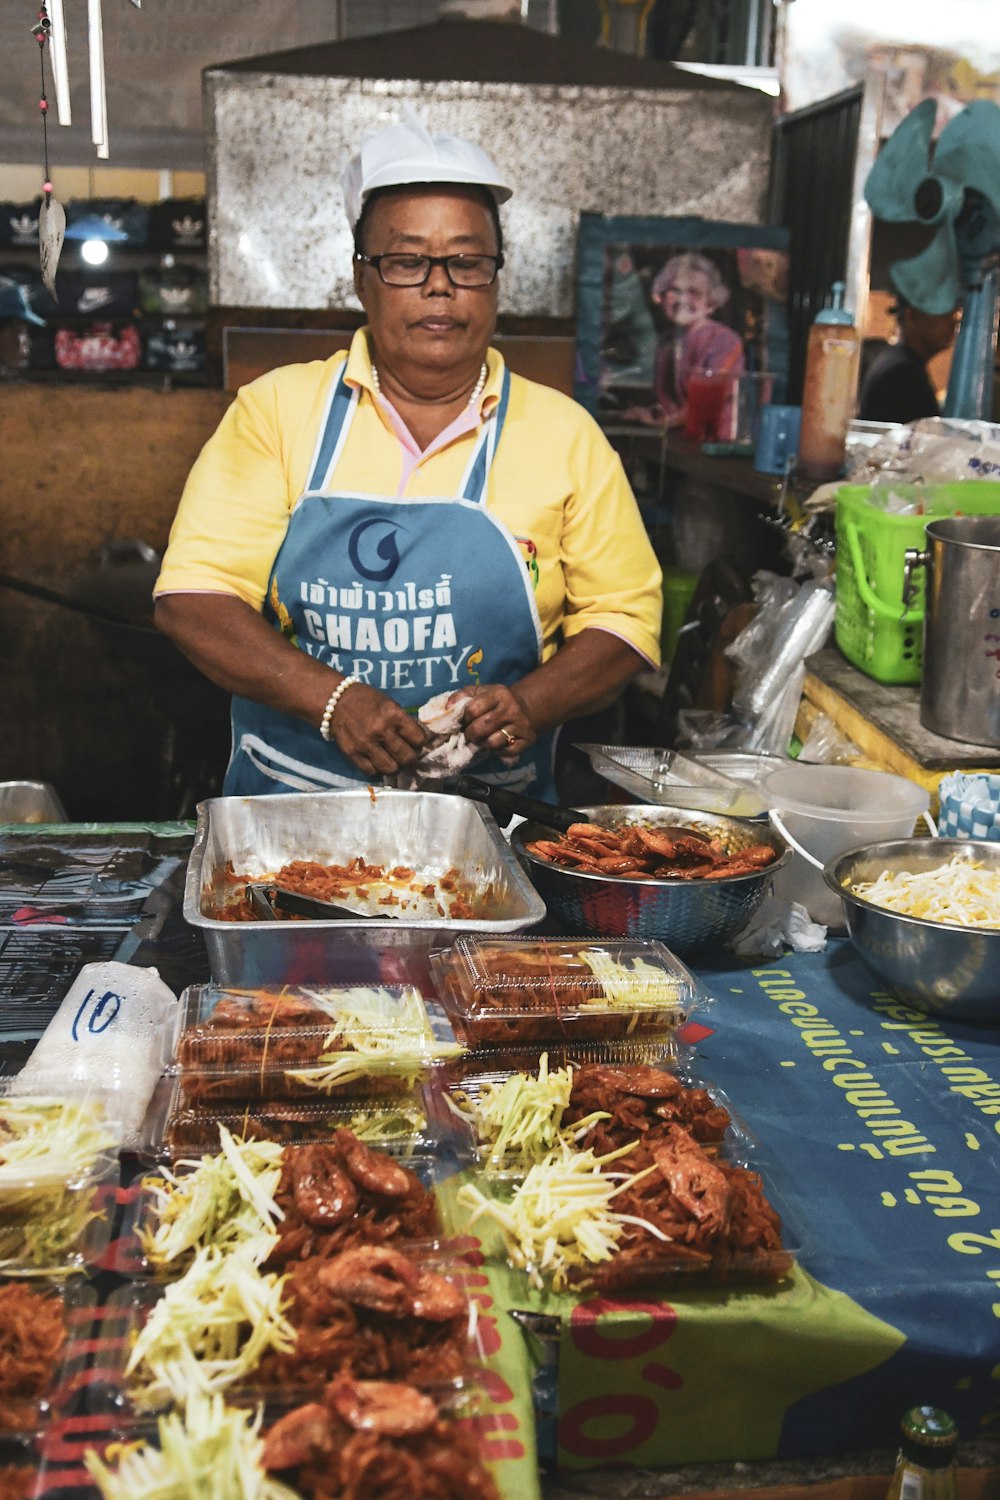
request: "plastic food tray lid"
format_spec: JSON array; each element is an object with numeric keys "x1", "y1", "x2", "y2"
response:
[
  {"x1": 0, "y1": 1156, "x2": 120, "y2": 1278},
  {"x1": 89, "y1": 1248, "x2": 490, "y2": 1417},
  {"x1": 150, "y1": 1081, "x2": 434, "y2": 1165},
  {"x1": 0, "y1": 1088, "x2": 124, "y2": 1167},
  {"x1": 0, "y1": 1093, "x2": 123, "y2": 1275},
  {"x1": 438, "y1": 1053, "x2": 752, "y2": 1178},
  {"x1": 172, "y1": 983, "x2": 455, "y2": 1069},
  {"x1": 113, "y1": 1134, "x2": 451, "y2": 1277},
  {"x1": 431, "y1": 936, "x2": 700, "y2": 1020},
  {"x1": 435, "y1": 1034, "x2": 685, "y2": 1085},
  {"x1": 170, "y1": 1066, "x2": 429, "y2": 1108},
  {"x1": 0, "y1": 1277, "x2": 96, "y2": 1434},
  {"x1": 42, "y1": 1386, "x2": 489, "y2": 1500},
  {"x1": 475, "y1": 1144, "x2": 805, "y2": 1293}
]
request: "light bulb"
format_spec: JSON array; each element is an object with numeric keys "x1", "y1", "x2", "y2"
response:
[{"x1": 81, "y1": 239, "x2": 109, "y2": 266}]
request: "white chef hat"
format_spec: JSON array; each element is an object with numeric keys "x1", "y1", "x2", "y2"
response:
[{"x1": 341, "y1": 103, "x2": 513, "y2": 228}]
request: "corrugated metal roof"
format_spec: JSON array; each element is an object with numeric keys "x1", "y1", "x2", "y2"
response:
[{"x1": 208, "y1": 17, "x2": 745, "y2": 91}]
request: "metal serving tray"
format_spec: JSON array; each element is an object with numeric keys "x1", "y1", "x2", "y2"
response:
[{"x1": 184, "y1": 789, "x2": 545, "y2": 988}]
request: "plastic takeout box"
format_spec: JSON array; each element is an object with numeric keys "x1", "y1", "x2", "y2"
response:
[
  {"x1": 470, "y1": 1141, "x2": 801, "y2": 1293},
  {"x1": 170, "y1": 983, "x2": 457, "y2": 1103},
  {"x1": 0, "y1": 1092, "x2": 122, "y2": 1276},
  {"x1": 153, "y1": 1082, "x2": 431, "y2": 1163},
  {"x1": 91, "y1": 1244, "x2": 486, "y2": 1417},
  {"x1": 115, "y1": 1135, "x2": 448, "y2": 1276},
  {"x1": 430, "y1": 935, "x2": 698, "y2": 1046},
  {"x1": 49, "y1": 1387, "x2": 489, "y2": 1500},
  {"x1": 439, "y1": 1050, "x2": 747, "y2": 1179},
  {"x1": 0, "y1": 1277, "x2": 95, "y2": 1433}
]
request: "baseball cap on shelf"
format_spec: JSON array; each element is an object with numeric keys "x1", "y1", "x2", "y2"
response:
[
  {"x1": 341, "y1": 103, "x2": 513, "y2": 228},
  {"x1": 0, "y1": 276, "x2": 46, "y2": 325}
]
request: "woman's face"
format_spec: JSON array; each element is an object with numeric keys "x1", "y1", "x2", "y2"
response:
[
  {"x1": 660, "y1": 271, "x2": 715, "y2": 330},
  {"x1": 353, "y1": 185, "x2": 499, "y2": 387}
]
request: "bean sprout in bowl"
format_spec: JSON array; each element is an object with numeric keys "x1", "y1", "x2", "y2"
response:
[
  {"x1": 510, "y1": 805, "x2": 790, "y2": 952},
  {"x1": 825, "y1": 839, "x2": 1000, "y2": 1024}
]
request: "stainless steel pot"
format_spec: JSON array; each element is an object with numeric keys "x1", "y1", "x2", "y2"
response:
[{"x1": 904, "y1": 515, "x2": 1000, "y2": 747}]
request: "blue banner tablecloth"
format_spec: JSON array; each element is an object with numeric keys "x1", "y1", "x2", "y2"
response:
[{"x1": 555, "y1": 940, "x2": 1000, "y2": 1469}]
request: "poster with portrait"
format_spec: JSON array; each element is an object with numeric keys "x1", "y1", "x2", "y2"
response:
[{"x1": 574, "y1": 214, "x2": 791, "y2": 431}]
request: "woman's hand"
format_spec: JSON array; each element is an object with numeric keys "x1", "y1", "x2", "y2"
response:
[
  {"x1": 331, "y1": 684, "x2": 429, "y2": 777},
  {"x1": 454, "y1": 684, "x2": 536, "y2": 760},
  {"x1": 455, "y1": 634, "x2": 647, "y2": 759}
]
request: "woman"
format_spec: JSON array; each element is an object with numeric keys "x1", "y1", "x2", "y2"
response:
[
  {"x1": 154, "y1": 111, "x2": 662, "y2": 800},
  {"x1": 650, "y1": 252, "x2": 745, "y2": 430}
]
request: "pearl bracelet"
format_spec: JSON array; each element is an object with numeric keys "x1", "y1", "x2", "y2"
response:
[{"x1": 319, "y1": 675, "x2": 361, "y2": 742}]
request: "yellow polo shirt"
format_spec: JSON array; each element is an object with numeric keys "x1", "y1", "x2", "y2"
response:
[{"x1": 156, "y1": 329, "x2": 662, "y2": 667}]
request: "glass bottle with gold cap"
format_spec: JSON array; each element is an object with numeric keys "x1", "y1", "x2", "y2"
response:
[{"x1": 887, "y1": 1406, "x2": 958, "y2": 1500}]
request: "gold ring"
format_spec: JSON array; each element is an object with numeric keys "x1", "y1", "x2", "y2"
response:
[{"x1": 500, "y1": 727, "x2": 516, "y2": 747}]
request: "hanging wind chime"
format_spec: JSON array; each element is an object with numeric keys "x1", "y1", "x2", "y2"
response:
[{"x1": 29, "y1": 0, "x2": 129, "y2": 296}]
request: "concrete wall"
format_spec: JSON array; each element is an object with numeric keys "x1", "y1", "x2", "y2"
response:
[
  {"x1": 206, "y1": 75, "x2": 773, "y2": 316},
  {"x1": 0, "y1": 386, "x2": 232, "y2": 819}
]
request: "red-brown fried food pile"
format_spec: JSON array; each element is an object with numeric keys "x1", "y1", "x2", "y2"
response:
[
  {"x1": 217, "y1": 859, "x2": 478, "y2": 921},
  {"x1": 263, "y1": 1377, "x2": 499, "y2": 1500},
  {"x1": 525, "y1": 822, "x2": 777, "y2": 881},
  {"x1": 565, "y1": 1064, "x2": 732, "y2": 1156},
  {"x1": 436, "y1": 945, "x2": 684, "y2": 1047},
  {"x1": 0, "y1": 1282, "x2": 66, "y2": 1430},
  {"x1": 266, "y1": 1130, "x2": 441, "y2": 1267},
  {"x1": 177, "y1": 991, "x2": 332, "y2": 1071},
  {"x1": 256, "y1": 1245, "x2": 468, "y2": 1391},
  {"x1": 553, "y1": 1065, "x2": 788, "y2": 1289},
  {"x1": 0, "y1": 1467, "x2": 36, "y2": 1500},
  {"x1": 175, "y1": 990, "x2": 412, "y2": 1106},
  {"x1": 586, "y1": 1124, "x2": 790, "y2": 1289}
]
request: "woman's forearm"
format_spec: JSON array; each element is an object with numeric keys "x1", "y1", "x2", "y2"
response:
[
  {"x1": 155, "y1": 592, "x2": 429, "y2": 776},
  {"x1": 513, "y1": 630, "x2": 646, "y2": 734},
  {"x1": 154, "y1": 592, "x2": 337, "y2": 727}
]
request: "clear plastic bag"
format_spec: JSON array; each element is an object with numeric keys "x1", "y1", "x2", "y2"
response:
[
  {"x1": 797, "y1": 708, "x2": 863, "y2": 766},
  {"x1": 730, "y1": 579, "x2": 835, "y2": 723},
  {"x1": 848, "y1": 416, "x2": 1000, "y2": 488},
  {"x1": 677, "y1": 575, "x2": 835, "y2": 757}
]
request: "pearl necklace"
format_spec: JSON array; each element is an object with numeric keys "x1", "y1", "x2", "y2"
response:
[{"x1": 370, "y1": 361, "x2": 488, "y2": 409}]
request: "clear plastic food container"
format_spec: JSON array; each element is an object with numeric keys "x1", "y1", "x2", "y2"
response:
[
  {"x1": 153, "y1": 1079, "x2": 432, "y2": 1163},
  {"x1": 437, "y1": 1050, "x2": 747, "y2": 1179},
  {"x1": 430, "y1": 936, "x2": 699, "y2": 1046},
  {"x1": 114, "y1": 1135, "x2": 450, "y2": 1279},
  {"x1": 0, "y1": 1277, "x2": 95, "y2": 1434},
  {"x1": 50, "y1": 1386, "x2": 490, "y2": 1500},
  {"x1": 90, "y1": 1243, "x2": 486, "y2": 1418},
  {"x1": 0, "y1": 1094, "x2": 122, "y2": 1276},
  {"x1": 171, "y1": 983, "x2": 459, "y2": 1102},
  {"x1": 458, "y1": 1143, "x2": 800, "y2": 1293}
]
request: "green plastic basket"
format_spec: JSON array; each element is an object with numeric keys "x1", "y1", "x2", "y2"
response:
[{"x1": 834, "y1": 480, "x2": 1000, "y2": 684}]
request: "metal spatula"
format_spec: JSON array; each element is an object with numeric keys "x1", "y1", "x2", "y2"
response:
[{"x1": 245, "y1": 883, "x2": 385, "y2": 922}]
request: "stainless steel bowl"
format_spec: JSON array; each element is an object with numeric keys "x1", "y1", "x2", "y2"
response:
[
  {"x1": 0, "y1": 781, "x2": 68, "y2": 823},
  {"x1": 825, "y1": 839, "x2": 1000, "y2": 1024},
  {"x1": 510, "y1": 805, "x2": 790, "y2": 952}
]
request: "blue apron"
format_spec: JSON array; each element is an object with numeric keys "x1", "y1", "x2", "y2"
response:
[{"x1": 225, "y1": 363, "x2": 554, "y2": 799}]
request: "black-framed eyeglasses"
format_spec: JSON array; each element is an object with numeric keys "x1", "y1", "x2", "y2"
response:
[{"x1": 355, "y1": 252, "x2": 504, "y2": 288}]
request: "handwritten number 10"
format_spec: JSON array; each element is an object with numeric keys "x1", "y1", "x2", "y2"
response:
[{"x1": 71, "y1": 988, "x2": 122, "y2": 1042}]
